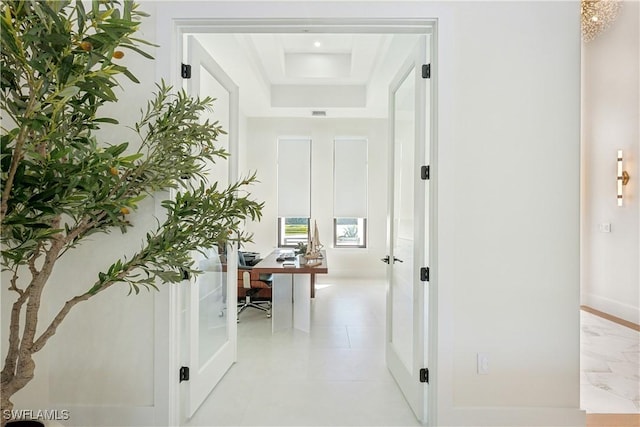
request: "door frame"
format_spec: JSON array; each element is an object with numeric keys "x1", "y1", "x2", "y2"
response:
[
  {"x1": 158, "y1": 16, "x2": 439, "y2": 427},
  {"x1": 386, "y1": 34, "x2": 429, "y2": 422},
  {"x1": 181, "y1": 35, "x2": 240, "y2": 419}
]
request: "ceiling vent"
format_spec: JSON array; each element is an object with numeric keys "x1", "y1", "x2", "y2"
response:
[{"x1": 311, "y1": 110, "x2": 327, "y2": 117}]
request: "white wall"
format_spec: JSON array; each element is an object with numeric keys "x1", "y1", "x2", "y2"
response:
[
  {"x1": 0, "y1": 2, "x2": 585, "y2": 426},
  {"x1": 241, "y1": 117, "x2": 388, "y2": 280},
  {"x1": 581, "y1": 0, "x2": 640, "y2": 325},
  {"x1": 437, "y1": 2, "x2": 583, "y2": 424}
]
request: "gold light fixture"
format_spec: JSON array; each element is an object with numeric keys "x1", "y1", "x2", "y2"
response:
[
  {"x1": 617, "y1": 150, "x2": 630, "y2": 207},
  {"x1": 581, "y1": 0, "x2": 622, "y2": 42}
]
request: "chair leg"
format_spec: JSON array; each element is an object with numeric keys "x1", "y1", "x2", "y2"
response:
[{"x1": 237, "y1": 294, "x2": 271, "y2": 320}]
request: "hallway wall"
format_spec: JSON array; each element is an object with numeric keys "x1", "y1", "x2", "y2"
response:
[
  {"x1": 438, "y1": 2, "x2": 582, "y2": 424},
  {"x1": 0, "y1": 2, "x2": 585, "y2": 426},
  {"x1": 581, "y1": 0, "x2": 640, "y2": 325}
]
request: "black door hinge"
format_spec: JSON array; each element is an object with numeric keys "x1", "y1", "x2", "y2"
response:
[
  {"x1": 420, "y1": 267, "x2": 429, "y2": 282},
  {"x1": 181, "y1": 63, "x2": 192, "y2": 79},
  {"x1": 421, "y1": 165, "x2": 430, "y2": 180},
  {"x1": 180, "y1": 366, "x2": 190, "y2": 382},
  {"x1": 419, "y1": 368, "x2": 429, "y2": 383},
  {"x1": 422, "y1": 64, "x2": 431, "y2": 79}
]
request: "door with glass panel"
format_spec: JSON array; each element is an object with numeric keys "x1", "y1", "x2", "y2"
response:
[
  {"x1": 385, "y1": 35, "x2": 430, "y2": 423},
  {"x1": 181, "y1": 35, "x2": 239, "y2": 418}
]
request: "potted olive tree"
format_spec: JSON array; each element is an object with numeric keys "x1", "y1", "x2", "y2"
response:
[{"x1": 0, "y1": 1, "x2": 262, "y2": 425}]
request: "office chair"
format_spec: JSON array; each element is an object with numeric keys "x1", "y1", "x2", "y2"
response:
[{"x1": 237, "y1": 251, "x2": 273, "y2": 320}]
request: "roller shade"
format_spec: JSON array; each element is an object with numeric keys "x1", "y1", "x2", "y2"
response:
[
  {"x1": 277, "y1": 137, "x2": 311, "y2": 217},
  {"x1": 334, "y1": 137, "x2": 368, "y2": 218}
]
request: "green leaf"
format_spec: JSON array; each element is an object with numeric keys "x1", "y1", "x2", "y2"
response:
[
  {"x1": 105, "y1": 143, "x2": 129, "y2": 157},
  {"x1": 93, "y1": 117, "x2": 119, "y2": 124},
  {"x1": 119, "y1": 153, "x2": 143, "y2": 163},
  {"x1": 57, "y1": 85, "x2": 80, "y2": 99},
  {"x1": 122, "y1": 68, "x2": 140, "y2": 84},
  {"x1": 57, "y1": 55, "x2": 75, "y2": 85},
  {"x1": 76, "y1": 1, "x2": 87, "y2": 33},
  {"x1": 119, "y1": 43, "x2": 154, "y2": 60}
]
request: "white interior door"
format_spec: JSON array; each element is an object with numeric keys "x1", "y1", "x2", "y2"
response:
[
  {"x1": 386, "y1": 35, "x2": 430, "y2": 424},
  {"x1": 181, "y1": 35, "x2": 239, "y2": 419}
]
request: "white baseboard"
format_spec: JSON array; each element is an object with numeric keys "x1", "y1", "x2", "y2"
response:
[{"x1": 582, "y1": 292, "x2": 640, "y2": 325}]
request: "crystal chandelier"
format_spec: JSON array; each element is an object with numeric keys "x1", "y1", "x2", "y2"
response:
[{"x1": 581, "y1": 0, "x2": 622, "y2": 42}]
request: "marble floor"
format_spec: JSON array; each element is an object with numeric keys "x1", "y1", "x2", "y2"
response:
[
  {"x1": 185, "y1": 279, "x2": 420, "y2": 426},
  {"x1": 580, "y1": 309, "x2": 640, "y2": 414}
]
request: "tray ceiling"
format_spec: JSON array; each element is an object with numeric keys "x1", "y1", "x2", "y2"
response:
[{"x1": 192, "y1": 33, "x2": 420, "y2": 118}]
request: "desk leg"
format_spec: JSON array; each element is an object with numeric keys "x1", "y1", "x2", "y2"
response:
[
  {"x1": 310, "y1": 274, "x2": 315, "y2": 298},
  {"x1": 272, "y1": 274, "x2": 293, "y2": 333},
  {"x1": 293, "y1": 274, "x2": 311, "y2": 333}
]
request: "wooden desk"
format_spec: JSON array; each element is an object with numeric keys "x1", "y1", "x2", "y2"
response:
[
  {"x1": 253, "y1": 250, "x2": 328, "y2": 333},
  {"x1": 253, "y1": 250, "x2": 327, "y2": 296}
]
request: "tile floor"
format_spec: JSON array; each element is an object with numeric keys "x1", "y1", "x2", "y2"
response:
[
  {"x1": 185, "y1": 279, "x2": 420, "y2": 426},
  {"x1": 185, "y1": 280, "x2": 640, "y2": 426},
  {"x1": 580, "y1": 309, "x2": 640, "y2": 414}
]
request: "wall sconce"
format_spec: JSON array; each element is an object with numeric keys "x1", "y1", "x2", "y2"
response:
[{"x1": 617, "y1": 149, "x2": 630, "y2": 206}]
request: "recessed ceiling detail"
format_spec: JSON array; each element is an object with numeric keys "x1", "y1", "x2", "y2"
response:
[
  {"x1": 194, "y1": 33, "x2": 419, "y2": 118},
  {"x1": 280, "y1": 34, "x2": 354, "y2": 54},
  {"x1": 285, "y1": 53, "x2": 351, "y2": 79},
  {"x1": 271, "y1": 85, "x2": 366, "y2": 108}
]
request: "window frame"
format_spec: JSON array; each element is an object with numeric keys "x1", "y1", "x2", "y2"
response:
[
  {"x1": 333, "y1": 217, "x2": 367, "y2": 248},
  {"x1": 277, "y1": 217, "x2": 311, "y2": 248}
]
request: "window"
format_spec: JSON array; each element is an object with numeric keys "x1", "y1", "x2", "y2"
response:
[
  {"x1": 334, "y1": 137, "x2": 367, "y2": 248},
  {"x1": 277, "y1": 137, "x2": 311, "y2": 247},
  {"x1": 278, "y1": 217, "x2": 310, "y2": 247},
  {"x1": 334, "y1": 218, "x2": 366, "y2": 248}
]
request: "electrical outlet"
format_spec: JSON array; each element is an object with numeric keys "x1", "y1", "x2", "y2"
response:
[
  {"x1": 477, "y1": 352, "x2": 489, "y2": 375},
  {"x1": 598, "y1": 223, "x2": 611, "y2": 233}
]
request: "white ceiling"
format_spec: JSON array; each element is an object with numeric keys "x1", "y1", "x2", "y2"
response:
[{"x1": 192, "y1": 33, "x2": 420, "y2": 118}]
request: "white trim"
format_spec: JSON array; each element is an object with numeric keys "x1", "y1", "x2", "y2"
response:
[
  {"x1": 166, "y1": 266, "x2": 181, "y2": 427},
  {"x1": 582, "y1": 292, "x2": 640, "y2": 325},
  {"x1": 156, "y1": 12, "x2": 438, "y2": 427},
  {"x1": 426, "y1": 18, "x2": 439, "y2": 427}
]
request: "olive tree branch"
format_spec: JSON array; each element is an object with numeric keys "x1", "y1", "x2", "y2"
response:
[
  {"x1": 7, "y1": 269, "x2": 23, "y2": 296},
  {"x1": 0, "y1": 290, "x2": 30, "y2": 385}
]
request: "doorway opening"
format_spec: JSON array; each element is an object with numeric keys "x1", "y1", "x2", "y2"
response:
[{"x1": 162, "y1": 19, "x2": 438, "y2": 427}]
